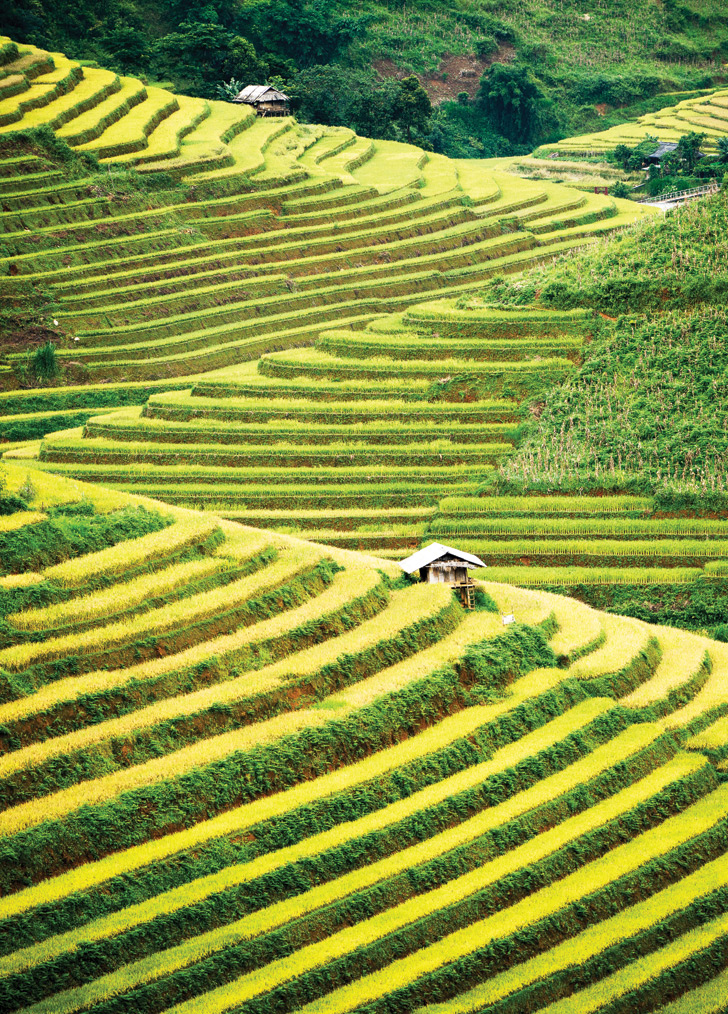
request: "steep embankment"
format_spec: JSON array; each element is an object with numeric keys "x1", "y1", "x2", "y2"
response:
[{"x1": 424, "y1": 189, "x2": 728, "y2": 630}]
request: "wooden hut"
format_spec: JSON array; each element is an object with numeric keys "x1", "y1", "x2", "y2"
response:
[
  {"x1": 400, "y1": 542, "x2": 486, "y2": 610},
  {"x1": 233, "y1": 84, "x2": 290, "y2": 117}
]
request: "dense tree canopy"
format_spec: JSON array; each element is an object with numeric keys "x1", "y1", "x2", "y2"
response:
[{"x1": 477, "y1": 63, "x2": 548, "y2": 144}]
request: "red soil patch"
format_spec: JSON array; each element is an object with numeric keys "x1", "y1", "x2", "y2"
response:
[{"x1": 373, "y1": 46, "x2": 516, "y2": 105}]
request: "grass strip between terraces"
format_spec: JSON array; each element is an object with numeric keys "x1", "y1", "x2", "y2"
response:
[
  {"x1": 653, "y1": 966, "x2": 728, "y2": 1013},
  {"x1": 414, "y1": 846, "x2": 728, "y2": 1014},
  {"x1": 0, "y1": 643, "x2": 590, "y2": 918},
  {"x1": 8, "y1": 555, "x2": 230, "y2": 632},
  {"x1": 0, "y1": 718, "x2": 666, "y2": 980},
  {"x1": 0, "y1": 581, "x2": 449, "y2": 777},
  {"x1": 42, "y1": 510, "x2": 220, "y2": 587},
  {"x1": 12, "y1": 728, "x2": 691, "y2": 1014},
  {"x1": 533, "y1": 908, "x2": 728, "y2": 1013},
  {"x1": 152, "y1": 778, "x2": 728, "y2": 1014},
  {"x1": 0, "y1": 565, "x2": 389, "y2": 829},
  {"x1": 0, "y1": 543, "x2": 318, "y2": 674},
  {"x1": 0, "y1": 557, "x2": 382, "y2": 729}
]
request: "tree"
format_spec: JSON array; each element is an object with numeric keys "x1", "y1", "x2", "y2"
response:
[
  {"x1": 675, "y1": 131, "x2": 706, "y2": 173},
  {"x1": 393, "y1": 76, "x2": 432, "y2": 140},
  {"x1": 477, "y1": 63, "x2": 547, "y2": 144},
  {"x1": 613, "y1": 144, "x2": 634, "y2": 171},
  {"x1": 611, "y1": 181, "x2": 632, "y2": 199},
  {"x1": 237, "y1": 0, "x2": 373, "y2": 68},
  {"x1": 717, "y1": 137, "x2": 728, "y2": 163},
  {"x1": 99, "y1": 24, "x2": 149, "y2": 72},
  {"x1": 152, "y1": 22, "x2": 266, "y2": 97}
]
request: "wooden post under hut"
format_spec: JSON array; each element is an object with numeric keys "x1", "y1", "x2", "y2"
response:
[{"x1": 399, "y1": 542, "x2": 487, "y2": 610}]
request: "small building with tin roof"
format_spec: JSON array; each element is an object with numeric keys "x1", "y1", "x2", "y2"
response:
[
  {"x1": 400, "y1": 542, "x2": 486, "y2": 609},
  {"x1": 644, "y1": 141, "x2": 704, "y2": 166},
  {"x1": 233, "y1": 84, "x2": 290, "y2": 116}
]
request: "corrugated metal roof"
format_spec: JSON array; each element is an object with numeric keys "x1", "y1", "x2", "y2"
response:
[
  {"x1": 399, "y1": 542, "x2": 487, "y2": 574},
  {"x1": 649, "y1": 141, "x2": 679, "y2": 159},
  {"x1": 234, "y1": 84, "x2": 289, "y2": 103}
]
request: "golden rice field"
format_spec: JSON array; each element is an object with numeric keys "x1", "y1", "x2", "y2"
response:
[
  {"x1": 4, "y1": 30, "x2": 728, "y2": 1011},
  {"x1": 0, "y1": 34, "x2": 651, "y2": 437},
  {"x1": 0, "y1": 459, "x2": 726, "y2": 1014}
]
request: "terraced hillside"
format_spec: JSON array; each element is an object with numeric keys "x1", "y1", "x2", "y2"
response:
[
  {"x1": 31, "y1": 303, "x2": 600, "y2": 554},
  {"x1": 0, "y1": 35, "x2": 653, "y2": 443},
  {"x1": 545, "y1": 85, "x2": 728, "y2": 156},
  {"x1": 2, "y1": 460, "x2": 728, "y2": 1013},
  {"x1": 33, "y1": 295, "x2": 728, "y2": 615}
]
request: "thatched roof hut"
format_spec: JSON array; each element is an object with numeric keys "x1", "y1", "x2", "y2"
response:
[
  {"x1": 233, "y1": 84, "x2": 289, "y2": 116},
  {"x1": 400, "y1": 542, "x2": 486, "y2": 609}
]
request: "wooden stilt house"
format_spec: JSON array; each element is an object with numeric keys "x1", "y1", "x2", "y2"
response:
[
  {"x1": 233, "y1": 84, "x2": 290, "y2": 116},
  {"x1": 400, "y1": 542, "x2": 487, "y2": 610}
]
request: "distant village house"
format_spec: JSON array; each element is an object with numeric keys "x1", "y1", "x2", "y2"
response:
[
  {"x1": 233, "y1": 85, "x2": 290, "y2": 116},
  {"x1": 644, "y1": 141, "x2": 704, "y2": 166}
]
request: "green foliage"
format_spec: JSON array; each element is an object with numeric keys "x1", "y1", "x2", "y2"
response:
[
  {"x1": 28, "y1": 343, "x2": 60, "y2": 385},
  {"x1": 236, "y1": 0, "x2": 373, "y2": 69},
  {"x1": 0, "y1": 504, "x2": 170, "y2": 576},
  {"x1": 483, "y1": 191, "x2": 728, "y2": 314},
  {"x1": 498, "y1": 308, "x2": 728, "y2": 495},
  {"x1": 394, "y1": 75, "x2": 432, "y2": 140},
  {"x1": 610, "y1": 181, "x2": 632, "y2": 199},
  {"x1": 461, "y1": 623, "x2": 556, "y2": 701},
  {"x1": 542, "y1": 576, "x2": 728, "y2": 632},
  {"x1": 152, "y1": 24, "x2": 267, "y2": 99},
  {"x1": 573, "y1": 72, "x2": 661, "y2": 107},
  {"x1": 5, "y1": 0, "x2": 727, "y2": 153},
  {"x1": 291, "y1": 66, "x2": 433, "y2": 145},
  {"x1": 477, "y1": 64, "x2": 550, "y2": 145}
]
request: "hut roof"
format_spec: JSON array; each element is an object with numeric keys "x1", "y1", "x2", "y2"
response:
[
  {"x1": 644, "y1": 140, "x2": 705, "y2": 165},
  {"x1": 647, "y1": 141, "x2": 679, "y2": 161},
  {"x1": 234, "y1": 84, "x2": 289, "y2": 104},
  {"x1": 399, "y1": 542, "x2": 487, "y2": 575}
]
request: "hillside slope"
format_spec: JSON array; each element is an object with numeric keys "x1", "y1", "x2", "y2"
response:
[
  {"x1": 418, "y1": 188, "x2": 728, "y2": 631},
  {"x1": 0, "y1": 35, "x2": 652, "y2": 445},
  {"x1": 1, "y1": 460, "x2": 728, "y2": 1012}
]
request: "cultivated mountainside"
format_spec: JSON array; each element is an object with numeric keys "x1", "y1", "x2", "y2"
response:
[
  {"x1": 2, "y1": 14, "x2": 728, "y2": 1014},
  {"x1": 1, "y1": 462, "x2": 728, "y2": 1013},
  {"x1": 0, "y1": 34, "x2": 651, "y2": 438}
]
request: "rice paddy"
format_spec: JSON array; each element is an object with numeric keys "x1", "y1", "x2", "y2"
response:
[
  {"x1": 0, "y1": 454, "x2": 726, "y2": 1012},
  {"x1": 3, "y1": 29, "x2": 728, "y2": 1012}
]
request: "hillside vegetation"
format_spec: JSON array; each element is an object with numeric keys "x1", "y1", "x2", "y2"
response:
[
  {"x1": 3, "y1": 0, "x2": 728, "y2": 155},
  {"x1": 3, "y1": 14, "x2": 728, "y2": 1010},
  {"x1": 415, "y1": 186, "x2": 728, "y2": 631},
  {"x1": 1, "y1": 460, "x2": 728, "y2": 1013}
]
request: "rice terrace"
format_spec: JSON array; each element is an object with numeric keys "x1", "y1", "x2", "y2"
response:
[{"x1": 2, "y1": 0, "x2": 728, "y2": 1011}]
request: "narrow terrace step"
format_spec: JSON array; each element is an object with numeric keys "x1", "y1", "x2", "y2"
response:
[
  {"x1": 53, "y1": 198, "x2": 475, "y2": 304},
  {"x1": 40, "y1": 435, "x2": 513, "y2": 469},
  {"x1": 23, "y1": 191, "x2": 460, "y2": 285},
  {"x1": 85, "y1": 411, "x2": 520, "y2": 446},
  {"x1": 145, "y1": 391, "x2": 522, "y2": 424}
]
